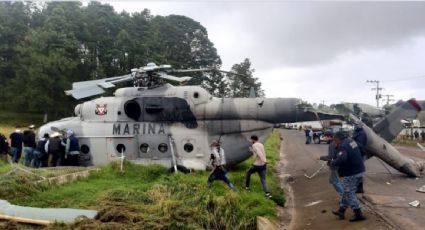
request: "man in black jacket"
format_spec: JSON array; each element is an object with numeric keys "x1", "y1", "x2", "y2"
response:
[
  {"x1": 9, "y1": 126, "x2": 23, "y2": 163},
  {"x1": 330, "y1": 131, "x2": 366, "y2": 222},
  {"x1": 47, "y1": 132, "x2": 62, "y2": 167},
  {"x1": 22, "y1": 125, "x2": 36, "y2": 167}
]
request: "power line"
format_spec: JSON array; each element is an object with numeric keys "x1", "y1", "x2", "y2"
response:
[
  {"x1": 382, "y1": 94, "x2": 395, "y2": 106},
  {"x1": 366, "y1": 80, "x2": 383, "y2": 108},
  {"x1": 382, "y1": 75, "x2": 425, "y2": 83}
]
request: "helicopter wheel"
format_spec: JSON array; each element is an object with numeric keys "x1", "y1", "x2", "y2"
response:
[{"x1": 169, "y1": 165, "x2": 192, "y2": 174}]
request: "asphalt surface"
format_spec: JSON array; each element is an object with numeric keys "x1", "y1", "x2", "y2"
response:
[{"x1": 278, "y1": 129, "x2": 425, "y2": 230}]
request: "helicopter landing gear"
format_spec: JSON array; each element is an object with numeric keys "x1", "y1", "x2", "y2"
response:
[{"x1": 168, "y1": 165, "x2": 192, "y2": 174}]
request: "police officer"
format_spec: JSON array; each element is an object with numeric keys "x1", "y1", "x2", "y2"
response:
[
  {"x1": 319, "y1": 140, "x2": 344, "y2": 196},
  {"x1": 353, "y1": 125, "x2": 367, "y2": 193},
  {"x1": 330, "y1": 131, "x2": 366, "y2": 222},
  {"x1": 207, "y1": 140, "x2": 235, "y2": 191}
]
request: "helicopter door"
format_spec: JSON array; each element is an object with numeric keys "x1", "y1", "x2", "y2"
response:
[{"x1": 106, "y1": 137, "x2": 138, "y2": 161}]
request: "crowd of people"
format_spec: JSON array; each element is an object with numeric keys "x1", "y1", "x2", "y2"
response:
[
  {"x1": 413, "y1": 129, "x2": 425, "y2": 142},
  {"x1": 304, "y1": 128, "x2": 314, "y2": 144},
  {"x1": 0, "y1": 125, "x2": 80, "y2": 167}
]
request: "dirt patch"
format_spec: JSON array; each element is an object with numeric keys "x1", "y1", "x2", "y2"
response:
[{"x1": 0, "y1": 221, "x2": 18, "y2": 230}]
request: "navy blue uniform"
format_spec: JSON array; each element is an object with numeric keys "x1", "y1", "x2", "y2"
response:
[
  {"x1": 331, "y1": 138, "x2": 365, "y2": 177},
  {"x1": 331, "y1": 138, "x2": 365, "y2": 210},
  {"x1": 353, "y1": 127, "x2": 367, "y2": 155}
]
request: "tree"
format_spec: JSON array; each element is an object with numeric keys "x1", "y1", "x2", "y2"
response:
[
  {"x1": 228, "y1": 58, "x2": 264, "y2": 98},
  {"x1": 0, "y1": 2, "x2": 31, "y2": 109},
  {"x1": 7, "y1": 4, "x2": 79, "y2": 116},
  {"x1": 1, "y1": 1, "x2": 255, "y2": 117}
]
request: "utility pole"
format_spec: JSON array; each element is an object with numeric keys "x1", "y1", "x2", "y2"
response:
[
  {"x1": 366, "y1": 80, "x2": 383, "y2": 108},
  {"x1": 382, "y1": 94, "x2": 394, "y2": 106}
]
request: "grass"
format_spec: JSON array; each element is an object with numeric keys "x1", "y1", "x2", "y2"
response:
[
  {"x1": 0, "y1": 130, "x2": 284, "y2": 229},
  {"x1": 0, "y1": 110, "x2": 44, "y2": 127},
  {"x1": 392, "y1": 136, "x2": 422, "y2": 147},
  {"x1": 0, "y1": 110, "x2": 44, "y2": 137}
]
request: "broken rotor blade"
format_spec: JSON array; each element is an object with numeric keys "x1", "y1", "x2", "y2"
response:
[
  {"x1": 65, "y1": 85, "x2": 105, "y2": 100},
  {"x1": 65, "y1": 74, "x2": 133, "y2": 100}
]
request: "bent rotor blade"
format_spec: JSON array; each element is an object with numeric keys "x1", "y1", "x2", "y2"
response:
[
  {"x1": 71, "y1": 75, "x2": 127, "y2": 89},
  {"x1": 65, "y1": 85, "x2": 105, "y2": 100},
  {"x1": 65, "y1": 74, "x2": 133, "y2": 99}
]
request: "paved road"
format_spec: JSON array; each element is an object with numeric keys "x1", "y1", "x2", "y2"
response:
[{"x1": 279, "y1": 129, "x2": 425, "y2": 230}]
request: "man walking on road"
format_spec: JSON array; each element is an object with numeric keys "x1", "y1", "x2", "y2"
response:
[
  {"x1": 330, "y1": 131, "x2": 366, "y2": 222},
  {"x1": 245, "y1": 135, "x2": 272, "y2": 199}
]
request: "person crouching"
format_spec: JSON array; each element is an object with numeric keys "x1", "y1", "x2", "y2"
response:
[{"x1": 207, "y1": 140, "x2": 236, "y2": 191}]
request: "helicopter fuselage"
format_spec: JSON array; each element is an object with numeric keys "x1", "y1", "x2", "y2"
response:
[{"x1": 39, "y1": 84, "x2": 339, "y2": 170}]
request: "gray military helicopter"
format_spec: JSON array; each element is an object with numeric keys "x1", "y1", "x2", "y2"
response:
[{"x1": 37, "y1": 63, "x2": 343, "y2": 171}]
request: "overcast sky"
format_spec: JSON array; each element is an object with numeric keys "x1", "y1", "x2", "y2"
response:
[{"x1": 105, "y1": 0, "x2": 425, "y2": 106}]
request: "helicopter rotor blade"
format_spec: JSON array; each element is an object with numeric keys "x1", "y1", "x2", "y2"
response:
[
  {"x1": 172, "y1": 68, "x2": 247, "y2": 77},
  {"x1": 159, "y1": 73, "x2": 192, "y2": 83},
  {"x1": 65, "y1": 74, "x2": 133, "y2": 100}
]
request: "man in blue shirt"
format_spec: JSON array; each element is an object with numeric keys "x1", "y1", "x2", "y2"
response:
[{"x1": 330, "y1": 131, "x2": 366, "y2": 222}]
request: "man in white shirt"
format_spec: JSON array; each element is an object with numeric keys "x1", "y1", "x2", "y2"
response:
[
  {"x1": 207, "y1": 140, "x2": 235, "y2": 191},
  {"x1": 245, "y1": 135, "x2": 272, "y2": 198}
]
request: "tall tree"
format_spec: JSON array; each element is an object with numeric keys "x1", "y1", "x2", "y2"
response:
[
  {"x1": 0, "y1": 2, "x2": 31, "y2": 109},
  {"x1": 228, "y1": 58, "x2": 264, "y2": 98},
  {"x1": 7, "y1": 4, "x2": 79, "y2": 116}
]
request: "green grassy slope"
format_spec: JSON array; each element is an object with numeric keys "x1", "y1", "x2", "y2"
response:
[{"x1": 0, "y1": 130, "x2": 284, "y2": 229}]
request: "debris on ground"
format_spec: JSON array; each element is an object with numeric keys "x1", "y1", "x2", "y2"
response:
[
  {"x1": 416, "y1": 185, "x2": 425, "y2": 193},
  {"x1": 409, "y1": 200, "x2": 420, "y2": 208},
  {"x1": 304, "y1": 200, "x2": 323, "y2": 207},
  {"x1": 0, "y1": 199, "x2": 97, "y2": 225}
]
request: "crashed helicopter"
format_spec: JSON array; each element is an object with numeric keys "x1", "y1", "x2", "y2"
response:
[{"x1": 38, "y1": 63, "x2": 341, "y2": 171}]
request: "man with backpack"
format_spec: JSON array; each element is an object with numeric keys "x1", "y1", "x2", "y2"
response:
[
  {"x1": 34, "y1": 133, "x2": 49, "y2": 168},
  {"x1": 46, "y1": 132, "x2": 62, "y2": 167}
]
